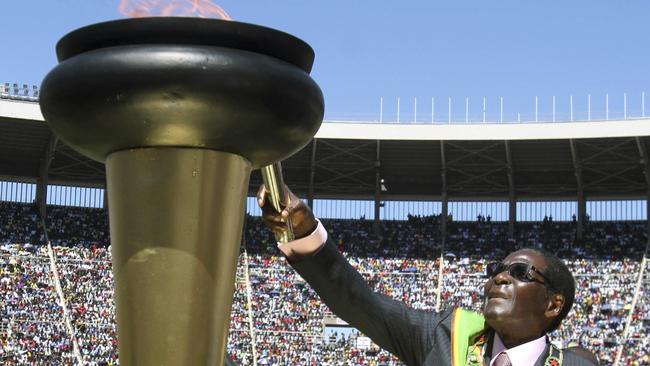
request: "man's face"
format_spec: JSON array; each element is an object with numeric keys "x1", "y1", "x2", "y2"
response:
[{"x1": 482, "y1": 249, "x2": 551, "y2": 335}]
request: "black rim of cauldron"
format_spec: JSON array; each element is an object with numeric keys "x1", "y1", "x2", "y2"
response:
[{"x1": 55, "y1": 17, "x2": 315, "y2": 73}]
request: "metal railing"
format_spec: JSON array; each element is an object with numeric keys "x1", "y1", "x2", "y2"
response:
[
  {"x1": 0, "y1": 82, "x2": 39, "y2": 101},
  {"x1": 331, "y1": 93, "x2": 648, "y2": 124},
  {"x1": 1, "y1": 82, "x2": 647, "y2": 124}
]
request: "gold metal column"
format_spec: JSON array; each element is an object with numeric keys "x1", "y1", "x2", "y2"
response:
[{"x1": 107, "y1": 148, "x2": 249, "y2": 365}]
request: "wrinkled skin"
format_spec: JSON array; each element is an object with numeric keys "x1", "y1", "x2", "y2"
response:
[{"x1": 483, "y1": 249, "x2": 565, "y2": 348}]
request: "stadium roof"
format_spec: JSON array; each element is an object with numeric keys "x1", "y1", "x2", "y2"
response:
[{"x1": 2, "y1": 98, "x2": 650, "y2": 201}]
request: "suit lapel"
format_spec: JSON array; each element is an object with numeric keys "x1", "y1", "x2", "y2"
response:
[
  {"x1": 533, "y1": 344, "x2": 552, "y2": 366},
  {"x1": 482, "y1": 330, "x2": 495, "y2": 366}
]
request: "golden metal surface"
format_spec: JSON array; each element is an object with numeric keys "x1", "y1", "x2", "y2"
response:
[
  {"x1": 261, "y1": 162, "x2": 294, "y2": 242},
  {"x1": 106, "y1": 147, "x2": 250, "y2": 366}
]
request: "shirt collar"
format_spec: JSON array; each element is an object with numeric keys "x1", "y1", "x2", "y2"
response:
[{"x1": 490, "y1": 333, "x2": 547, "y2": 366}]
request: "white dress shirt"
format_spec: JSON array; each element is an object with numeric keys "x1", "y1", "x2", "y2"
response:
[
  {"x1": 277, "y1": 219, "x2": 327, "y2": 257},
  {"x1": 489, "y1": 328, "x2": 547, "y2": 366}
]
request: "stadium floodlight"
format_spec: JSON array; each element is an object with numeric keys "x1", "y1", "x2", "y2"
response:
[{"x1": 39, "y1": 17, "x2": 323, "y2": 366}]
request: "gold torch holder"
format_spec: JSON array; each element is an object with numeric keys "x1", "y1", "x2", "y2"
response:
[
  {"x1": 261, "y1": 162, "x2": 295, "y2": 243},
  {"x1": 39, "y1": 17, "x2": 323, "y2": 366}
]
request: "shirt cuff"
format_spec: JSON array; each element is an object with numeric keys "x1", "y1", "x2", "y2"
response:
[{"x1": 277, "y1": 219, "x2": 327, "y2": 257}]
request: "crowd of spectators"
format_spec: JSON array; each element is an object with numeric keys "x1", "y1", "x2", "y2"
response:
[
  {"x1": 1, "y1": 201, "x2": 648, "y2": 365},
  {"x1": 0, "y1": 202, "x2": 43, "y2": 245},
  {"x1": 0, "y1": 201, "x2": 109, "y2": 247},
  {"x1": 55, "y1": 245, "x2": 117, "y2": 364}
]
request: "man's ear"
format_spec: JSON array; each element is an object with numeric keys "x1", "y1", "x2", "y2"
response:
[{"x1": 544, "y1": 293, "x2": 565, "y2": 320}]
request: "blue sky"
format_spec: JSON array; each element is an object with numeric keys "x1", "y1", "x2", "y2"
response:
[{"x1": 2, "y1": 0, "x2": 649, "y2": 121}]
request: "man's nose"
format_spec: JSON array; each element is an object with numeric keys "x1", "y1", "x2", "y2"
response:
[{"x1": 493, "y1": 271, "x2": 512, "y2": 285}]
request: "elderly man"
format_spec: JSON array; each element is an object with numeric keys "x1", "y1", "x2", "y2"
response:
[{"x1": 258, "y1": 186, "x2": 599, "y2": 366}]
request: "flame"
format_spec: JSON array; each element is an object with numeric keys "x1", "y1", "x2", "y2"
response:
[{"x1": 118, "y1": 0, "x2": 231, "y2": 20}]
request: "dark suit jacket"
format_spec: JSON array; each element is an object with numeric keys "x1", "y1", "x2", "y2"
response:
[{"x1": 292, "y1": 240, "x2": 599, "y2": 366}]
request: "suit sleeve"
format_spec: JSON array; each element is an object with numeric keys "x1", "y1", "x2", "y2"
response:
[
  {"x1": 291, "y1": 239, "x2": 449, "y2": 366},
  {"x1": 562, "y1": 348, "x2": 600, "y2": 366}
]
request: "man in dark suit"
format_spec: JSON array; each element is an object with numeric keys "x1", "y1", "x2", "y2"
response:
[{"x1": 258, "y1": 186, "x2": 599, "y2": 365}]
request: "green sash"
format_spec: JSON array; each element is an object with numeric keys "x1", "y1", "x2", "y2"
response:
[
  {"x1": 451, "y1": 308, "x2": 486, "y2": 366},
  {"x1": 450, "y1": 308, "x2": 564, "y2": 366}
]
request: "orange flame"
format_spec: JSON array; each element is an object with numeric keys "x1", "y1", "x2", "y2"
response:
[{"x1": 118, "y1": 0, "x2": 231, "y2": 20}]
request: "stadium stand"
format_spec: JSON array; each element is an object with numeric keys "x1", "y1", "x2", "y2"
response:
[
  {"x1": 2, "y1": 94, "x2": 650, "y2": 364},
  {"x1": 1, "y1": 202, "x2": 648, "y2": 365}
]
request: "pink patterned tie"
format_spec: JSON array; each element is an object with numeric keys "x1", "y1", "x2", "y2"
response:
[{"x1": 493, "y1": 352, "x2": 512, "y2": 366}]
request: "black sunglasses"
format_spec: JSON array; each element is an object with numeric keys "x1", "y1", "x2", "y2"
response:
[{"x1": 486, "y1": 262, "x2": 554, "y2": 288}]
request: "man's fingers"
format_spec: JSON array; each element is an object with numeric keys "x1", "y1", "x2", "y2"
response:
[
  {"x1": 262, "y1": 207, "x2": 284, "y2": 222},
  {"x1": 280, "y1": 191, "x2": 302, "y2": 218},
  {"x1": 258, "y1": 182, "x2": 306, "y2": 221},
  {"x1": 262, "y1": 210, "x2": 288, "y2": 232},
  {"x1": 257, "y1": 183, "x2": 317, "y2": 239},
  {"x1": 259, "y1": 183, "x2": 294, "y2": 214}
]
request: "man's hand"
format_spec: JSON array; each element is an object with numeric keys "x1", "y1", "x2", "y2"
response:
[{"x1": 257, "y1": 184, "x2": 319, "y2": 241}]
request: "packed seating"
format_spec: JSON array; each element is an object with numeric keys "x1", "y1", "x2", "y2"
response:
[{"x1": 0, "y1": 201, "x2": 648, "y2": 365}]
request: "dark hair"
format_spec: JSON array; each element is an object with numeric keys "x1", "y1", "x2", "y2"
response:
[{"x1": 524, "y1": 247, "x2": 575, "y2": 333}]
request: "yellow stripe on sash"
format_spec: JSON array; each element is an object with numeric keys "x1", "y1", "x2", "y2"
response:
[
  {"x1": 451, "y1": 308, "x2": 486, "y2": 366},
  {"x1": 451, "y1": 309, "x2": 462, "y2": 366}
]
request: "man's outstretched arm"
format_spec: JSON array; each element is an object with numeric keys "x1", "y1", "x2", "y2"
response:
[{"x1": 258, "y1": 185, "x2": 446, "y2": 366}]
